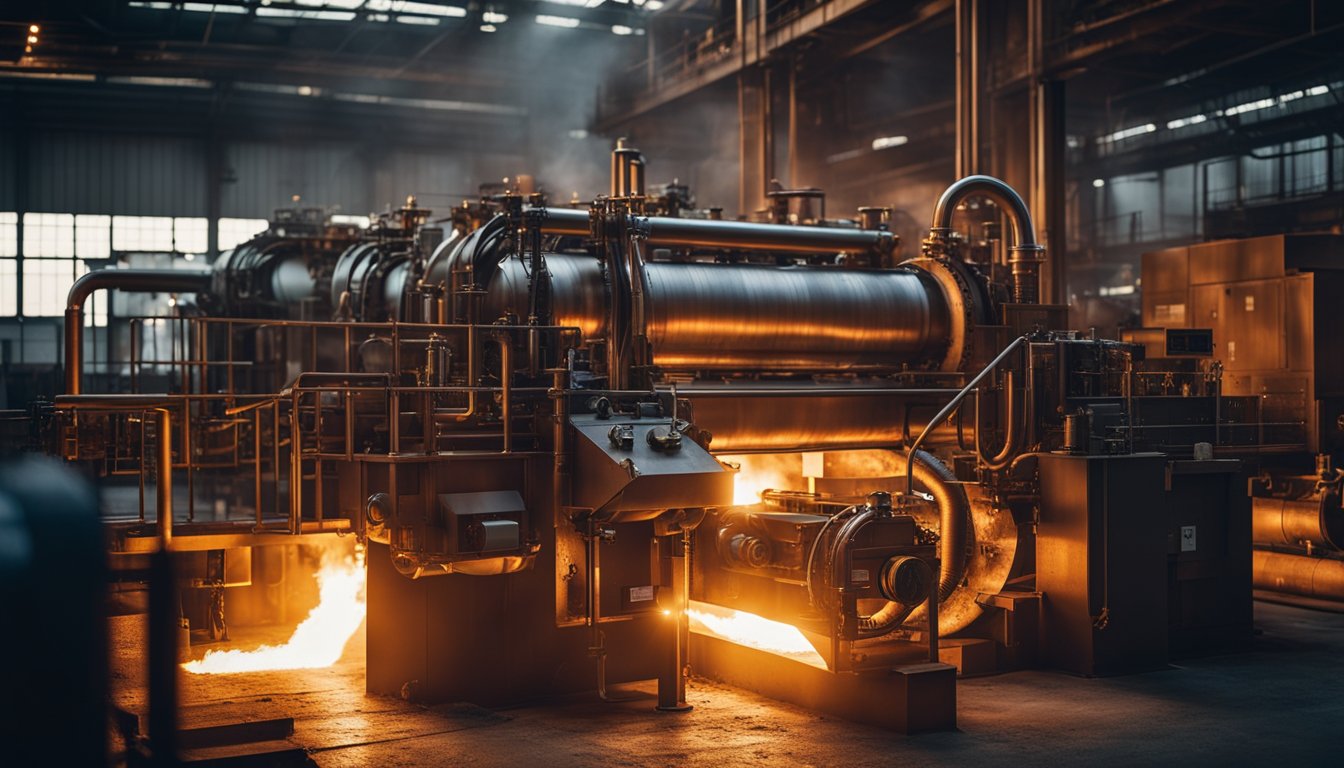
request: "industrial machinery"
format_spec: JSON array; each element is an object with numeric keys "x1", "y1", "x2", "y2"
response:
[
  {"x1": 34, "y1": 144, "x2": 1274, "y2": 733},
  {"x1": 1135, "y1": 235, "x2": 1344, "y2": 610}
]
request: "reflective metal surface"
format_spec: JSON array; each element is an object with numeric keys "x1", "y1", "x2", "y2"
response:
[{"x1": 642, "y1": 262, "x2": 950, "y2": 372}]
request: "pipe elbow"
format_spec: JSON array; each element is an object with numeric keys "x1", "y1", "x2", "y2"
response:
[{"x1": 931, "y1": 175, "x2": 1039, "y2": 248}]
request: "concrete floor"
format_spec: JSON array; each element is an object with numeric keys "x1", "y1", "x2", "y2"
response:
[{"x1": 112, "y1": 602, "x2": 1343, "y2": 766}]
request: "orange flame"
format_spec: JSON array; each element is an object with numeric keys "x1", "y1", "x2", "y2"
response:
[
  {"x1": 720, "y1": 454, "x2": 800, "y2": 506},
  {"x1": 687, "y1": 600, "x2": 826, "y2": 669},
  {"x1": 183, "y1": 550, "x2": 366, "y2": 674}
]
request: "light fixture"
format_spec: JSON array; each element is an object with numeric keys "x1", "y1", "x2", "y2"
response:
[
  {"x1": 28, "y1": 24, "x2": 39, "y2": 34},
  {"x1": 536, "y1": 14, "x2": 580, "y2": 28},
  {"x1": 1092, "y1": 178, "x2": 1105, "y2": 188},
  {"x1": 871, "y1": 135, "x2": 908, "y2": 151},
  {"x1": 482, "y1": 11, "x2": 508, "y2": 24},
  {"x1": 480, "y1": 23, "x2": 497, "y2": 32},
  {"x1": 611, "y1": 24, "x2": 633, "y2": 35}
]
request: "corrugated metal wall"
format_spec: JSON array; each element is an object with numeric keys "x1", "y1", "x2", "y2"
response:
[
  {"x1": 222, "y1": 142, "x2": 371, "y2": 218},
  {"x1": 26, "y1": 133, "x2": 207, "y2": 216},
  {"x1": 0, "y1": 130, "x2": 15, "y2": 211},
  {"x1": 1, "y1": 132, "x2": 530, "y2": 222}
]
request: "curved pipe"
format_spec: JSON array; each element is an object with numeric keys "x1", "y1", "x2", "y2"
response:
[
  {"x1": 909, "y1": 448, "x2": 972, "y2": 602},
  {"x1": 931, "y1": 175, "x2": 1038, "y2": 246},
  {"x1": 931, "y1": 175, "x2": 1044, "y2": 303},
  {"x1": 976, "y1": 368, "x2": 1023, "y2": 471},
  {"x1": 65, "y1": 269, "x2": 213, "y2": 395}
]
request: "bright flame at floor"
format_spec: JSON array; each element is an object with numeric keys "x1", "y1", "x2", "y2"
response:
[
  {"x1": 183, "y1": 550, "x2": 366, "y2": 674},
  {"x1": 687, "y1": 600, "x2": 827, "y2": 669}
]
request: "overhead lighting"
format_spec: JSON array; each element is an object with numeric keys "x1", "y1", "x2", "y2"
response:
[
  {"x1": 536, "y1": 14, "x2": 581, "y2": 28},
  {"x1": 480, "y1": 23, "x2": 497, "y2": 32},
  {"x1": 366, "y1": 1, "x2": 465, "y2": 16},
  {"x1": 1092, "y1": 178, "x2": 1105, "y2": 188},
  {"x1": 542, "y1": 0, "x2": 605, "y2": 7},
  {"x1": 182, "y1": 2, "x2": 249, "y2": 12},
  {"x1": 871, "y1": 135, "x2": 908, "y2": 151},
  {"x1": 1166, "y1": 113, "x2": 1208, "y2": 130},
  {"x1": 644, "y1": 0, "x2": 665, "y2": 9},
  {"x1": 0, "y1": 71, "x2": 97, "y2": 82},
  {"x1": 1100, "y1": 123, "x2": 1156, "y2": 143},
  {"x1": 611, "y1": 24, "x2": 634, "y2": 35},
  {"x1": 482, "y1": 11, "x2": 508, "y2": 24},
  {"x1": 28, "y1": 24, "x2": 39, "y2": 33},
  {"x1": 294, "y1": 0, "x2": 365, "y2": 8},
  {"x1": 395, "y1": 15, "x2": 440, "y2": 25},
  {"x1": 1306, "y1": 84, "x2": 1330, "y2": 96},
  {"x1": 297, "y1": 84, "x2": 315, "y2": 96},
  {"x1": 128, "y1": 2, "x2": 174, "y2": 9},
  {"x1": 256, "y1": 8, "x2": 357, "y2": 21},
  {"x1": 107, "y1": 75, "x2": 213, "y2": 88}
]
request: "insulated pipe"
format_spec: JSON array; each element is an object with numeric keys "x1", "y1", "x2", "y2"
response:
[
  {"x1": 1253, "y1": 496, "x2": 1344, "y2": 549},
  {"x1": 64, "y1": 269, "x2": 213, "y2": 394},
  {"x1": 930, "y1": 175, "x2": 1044, "y2": 303},
  {"x1": 1254, "y1": 550, "x2": 1344, "y2": 601}
]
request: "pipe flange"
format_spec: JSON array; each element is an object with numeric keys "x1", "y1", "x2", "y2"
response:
[{"x1": 904, "y1": 255, "x2": 977, "y2": 373}]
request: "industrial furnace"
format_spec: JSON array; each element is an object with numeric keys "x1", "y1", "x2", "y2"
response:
[{"x1": 29, "y1": 144, "x2": 1280, "y2": 736}]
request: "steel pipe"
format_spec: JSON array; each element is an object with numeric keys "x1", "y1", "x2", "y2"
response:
[
  {"x1": 930, "y1": 175, "x2": 1044, "y2": 303},
  {"x1": 1254, "y1": 550, "x2": 1344, "y2": 601},
  {"x1": 537, "y1": 207, "x2": 896, "y2": 256},
  {"x1": 64, "y1": 269, "x2": 213, "y2": 394},
  {"x1": 1252, "y1": 496, "x2": 1344, "y2": 549}
]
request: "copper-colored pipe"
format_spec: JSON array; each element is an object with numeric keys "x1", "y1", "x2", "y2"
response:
[
  {"x1": 1254, "y1": 550, "x2": 1344, "y2": 601},
  {"x1": 1252, "y1": 496, "x2": 1343, "y2": 549},
  {"x1": 155, "y1": 408, "x2": 173, "y2": 547},
  {"x1": 64, "y1": 269, "x2": 212, "y2": 394}
]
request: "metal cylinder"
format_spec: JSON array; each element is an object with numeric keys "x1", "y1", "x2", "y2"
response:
[
  {"x1": 485, "y1": 255, "x2": 950, "y2": 373},
  {"x1": 1253, "y1": 549, "x2": 1344, "y2": 601},
  {"x1": 537, "y1": 207, "x2": 896, "y2": 256},
  {"x1": 642, "y1": 262, "x2": 950, "y2": 371},
  {"x1": 1252, "y1": 496, "x2": 1343, "y2": 549}
]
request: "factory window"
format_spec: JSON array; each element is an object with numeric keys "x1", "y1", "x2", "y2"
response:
[
  {"x1": 175, "y1": 217, "x2": 209, "y2": 255},
  {"x1": 0, "y1": 214, "x2": 14, "y2": 317},
  {"x1": 76, "y1": 215, "x2": 112, "y2": 259},
  {"x1": 0, "y1": 212, "x2": 17, "y2": 256},
  {"x1": 113, "y1": 216, "x2": 176, "y2": 252},
  {"x1": 22, "y1": 257, "x2": 83, "y2": 317},
  {"x1": 0, "y1": 258, "x2": 16, "y2": 317},
  {"x1": 23, "y1": 213, "x2": 75, "y2": 258},
  {"x1": 218, "y1": 218, "x2": 269, "y2": 250}
]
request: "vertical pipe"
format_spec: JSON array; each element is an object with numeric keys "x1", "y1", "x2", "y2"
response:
[
  {"x1": 760, "y1": 65, "x2": 773, "y2": 207},
  {"x1": 738, "y1": 72, "x2": 748, "y2": 216},
  {"x1": 498, "y1": 334, "x2": 513, "y2": 454},
  {"x1": 787, "y1": 55, "x2": 798, "y2": 188},
  {"x1": 156, "y1": 408, "x2": 173, "y2": 546}
]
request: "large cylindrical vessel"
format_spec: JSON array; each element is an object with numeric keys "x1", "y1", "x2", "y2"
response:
[{"x1": 481, "y1": 254, "x2": 955, "y2": 374}]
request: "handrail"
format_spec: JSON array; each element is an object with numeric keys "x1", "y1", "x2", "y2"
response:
[{"x1": 905, "y1": 334, "x2": 1030, "y2": 496}]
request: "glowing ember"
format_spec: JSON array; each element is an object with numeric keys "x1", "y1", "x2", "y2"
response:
[
  {"x1": 720, "y1": 454, "x2": 799, "y2": 506},
  {"x1": 183, "y1": 550, "x2": 366, "y2": 674},
  {"x1": 687, "y1": 600, "x2": 827, "y2": 669}
]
